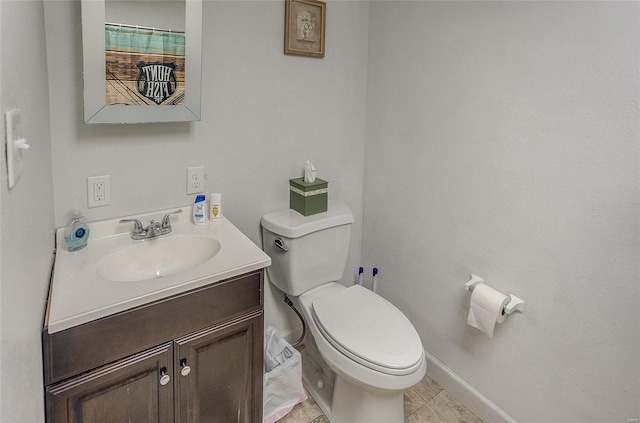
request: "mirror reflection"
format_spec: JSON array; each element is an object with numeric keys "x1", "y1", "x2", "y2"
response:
[
  {"x1": 82, "y1": 0, "x2": 202, "y2": 124},
  {"x1": 105, "y1": 1, "x2": 185, "y2": 106}
]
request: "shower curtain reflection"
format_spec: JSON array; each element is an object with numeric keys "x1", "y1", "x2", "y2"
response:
[{"x1": 104, "y1": 23, "x2": 185, "y2": 106}]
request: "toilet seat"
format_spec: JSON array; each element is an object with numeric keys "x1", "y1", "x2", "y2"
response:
[{"x1": 311, "y1": 285, "x2": 424, "y2": 376}]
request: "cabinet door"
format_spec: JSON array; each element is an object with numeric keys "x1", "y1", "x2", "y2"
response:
[
  {"x1": 46, "y1": 343, "x2": 173, "y2": 423},
  {"x1": 175, "y1": 311, "x2": 263, "y2": 423}
]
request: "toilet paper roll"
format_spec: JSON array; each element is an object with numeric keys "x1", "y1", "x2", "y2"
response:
[{"x1": 467, "y1": 283, "x2": 510, "y2": 338}]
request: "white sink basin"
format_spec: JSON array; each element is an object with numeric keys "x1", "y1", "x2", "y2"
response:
[
  {"x1": 96, "y1": 235, "x2": 221, "y2": 282},
  {"x1": 47, "y1": 207, "x2": 271, "y2": 334}
]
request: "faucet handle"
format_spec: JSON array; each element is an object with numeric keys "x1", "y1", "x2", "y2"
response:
[
  {"x1": 119, "y1": 218, "x2": 144, "y2": 234},
  {"x1": 161, "y1": 209, "x2": 182, "y2": 229}
]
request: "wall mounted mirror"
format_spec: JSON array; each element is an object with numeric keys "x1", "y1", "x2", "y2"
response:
[{"x1": 81, "y1": 0, "x2": 202, "y2": 124}]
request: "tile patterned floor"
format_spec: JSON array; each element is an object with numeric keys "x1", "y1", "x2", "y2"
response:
[{"x1": 277, "y1": 375, "x2": 483, "y2": 423}]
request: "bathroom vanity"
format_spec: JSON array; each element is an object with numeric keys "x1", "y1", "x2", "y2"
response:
[{"x1": 42, "y1": 209, "x2": 271, "y2": 422}]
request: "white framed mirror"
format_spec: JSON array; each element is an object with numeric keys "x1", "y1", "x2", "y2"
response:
[{"x1": 81, "y1": 0, "x2": 202, "y2": 124}]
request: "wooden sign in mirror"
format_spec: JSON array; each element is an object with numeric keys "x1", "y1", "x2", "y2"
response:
[{"x1": 82, "y1": 0, "x2": 202, "y2": 124}]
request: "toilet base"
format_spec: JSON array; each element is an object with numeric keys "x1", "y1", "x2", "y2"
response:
[
  {"x1": 301, "y1": 348, "x2": 334, "y2": 418},
  {"x1": 301, "y1": 347, "x2": 405, "y2": 423},
  {"x1": 331, "y1": 376, "x2": 404, "y2": 423}
]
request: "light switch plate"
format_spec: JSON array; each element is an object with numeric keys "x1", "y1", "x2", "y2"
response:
[{"x1": 5, "y1": 109, "x2": 27, "y2": 189}]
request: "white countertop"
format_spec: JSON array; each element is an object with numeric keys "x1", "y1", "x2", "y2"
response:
[{"x1": 46, "y1": 207, "x2": 271, "y2": 334}]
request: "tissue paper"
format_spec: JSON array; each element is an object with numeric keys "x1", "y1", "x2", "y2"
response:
[
  {"x1": 467, "y1": 283, "x2": 509, "y2": 338},
  {"x1": 304, "y1": 160, "x2": 316, "y2": 183}
]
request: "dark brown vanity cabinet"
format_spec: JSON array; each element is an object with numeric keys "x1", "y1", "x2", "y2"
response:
[
  {"x1": 45, "y1": 342, "x2": 175, "y2": 422},
  {"x1": 175, "y1": 313, "x2": 263, "y2": 422},
  {"x1": 43, "y1": 271, "x2": 264, "y2": 423}
]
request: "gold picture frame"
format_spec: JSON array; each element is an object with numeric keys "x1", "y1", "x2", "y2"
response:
[{"x1": 284, "y1": 0, "x2": 326, "y2": 58}]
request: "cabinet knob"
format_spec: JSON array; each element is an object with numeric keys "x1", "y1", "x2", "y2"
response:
[
  {"x1": 159, "y1": 367, "x2": 171, "y2": 386},
  {"x1": 180, "y1": 359, "x2": 191, "y2": 376}
]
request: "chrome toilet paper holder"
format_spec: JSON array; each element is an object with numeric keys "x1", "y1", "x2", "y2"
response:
[{"x1": 465, "y1": 274, "x2": 525, "y2": 316}]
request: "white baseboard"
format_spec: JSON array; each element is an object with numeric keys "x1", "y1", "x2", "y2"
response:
[
  {"x1": 283, "y1": 325, "x2": 517, "y2": 422},
  {"x1": 424, "y1": 350, "x2": 518, "y2": 423}
]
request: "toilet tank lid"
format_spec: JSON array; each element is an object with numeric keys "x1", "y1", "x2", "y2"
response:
[{"x1": 261, "y1": 200, "x2": 354, "y2": 238}]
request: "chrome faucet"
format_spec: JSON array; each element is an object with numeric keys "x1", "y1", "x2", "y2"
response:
[{"x1": 120, "y1": 209, "x2": 182, "y2": 240}]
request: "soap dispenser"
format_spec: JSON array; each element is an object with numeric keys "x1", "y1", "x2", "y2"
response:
[{"x1": 64, "y1": 213, "x2": 90, "y2": 252}]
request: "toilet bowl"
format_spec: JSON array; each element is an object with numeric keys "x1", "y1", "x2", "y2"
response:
[
  {"x1": 261, "y1": 201, "x2": 426, "y2": 423},
  {"x1": 300, "y1": 283, "x2": 426, "y2": 422}
]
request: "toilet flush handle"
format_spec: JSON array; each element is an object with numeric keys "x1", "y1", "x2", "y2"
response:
[{"x1": 274, "y1": 238, "x2": 289, "y2": 252}]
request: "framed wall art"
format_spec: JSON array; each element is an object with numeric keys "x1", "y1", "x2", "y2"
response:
[{"x1": 284, "y1": 0, "x2": 326, "y2": 58}]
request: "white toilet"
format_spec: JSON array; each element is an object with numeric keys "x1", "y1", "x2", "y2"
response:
[{"x1": 261, "y1": 201, "x2": 426, "y2": 423}]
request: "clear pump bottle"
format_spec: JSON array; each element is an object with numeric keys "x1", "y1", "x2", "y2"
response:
[{"x1": 64, "y1": 214, "x2": 90, "y2": 251}]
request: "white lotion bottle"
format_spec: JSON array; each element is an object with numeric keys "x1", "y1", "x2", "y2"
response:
[
  {"x1": 209, "y1": 193, "x2": 222, "y2": 221},
  {"x1": 193, "y1": 194, "x2": 206, "y2": 225}
]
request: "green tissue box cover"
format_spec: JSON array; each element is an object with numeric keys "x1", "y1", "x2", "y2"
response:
[{"x1": 289, "y1": 177, "x2": 328, "y2": 216}]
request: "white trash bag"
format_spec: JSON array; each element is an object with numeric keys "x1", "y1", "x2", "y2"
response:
[{"x1": 263, "y1": 326, "x2": 307, "y2": 423}]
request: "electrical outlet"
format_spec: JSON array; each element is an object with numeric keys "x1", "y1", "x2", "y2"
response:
[
  {"x1": 88, "y1": 175, "x2": 111, "y2": 208},
  {"x1": 94, "y1": 182, "x2": 105, "y2": 201},
  {"x1": 187, "y1": 166, "x2": 205, "y2": 194}
]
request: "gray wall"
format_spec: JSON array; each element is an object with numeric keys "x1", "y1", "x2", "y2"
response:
[
  {"x1": 1, "y1": 1, "x2": 638, "y2": 422},
  {"x1": 45, "y1": 0, "x2": 369, "y2": 341},
  {"x1": 0, "y1": 1, "x2": 55, "y2": 422},
  {"x1": 364, "y1": 2, "x2": 639, "y2": 422}
]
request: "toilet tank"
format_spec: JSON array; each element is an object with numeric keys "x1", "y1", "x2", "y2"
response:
[{"x1": 261, "y1": 201, "x2": 354, "y2": 296}]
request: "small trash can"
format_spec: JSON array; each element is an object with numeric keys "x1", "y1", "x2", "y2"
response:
[{"x1": 263, "y1": 326, "x2": 307, "y2": 423}]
